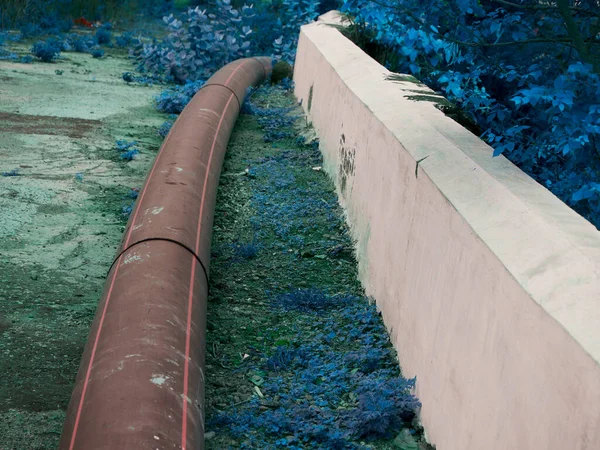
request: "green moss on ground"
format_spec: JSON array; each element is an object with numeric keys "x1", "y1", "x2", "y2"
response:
[{"x1": 205, "y1": 87, "x2": 432, "y2": 449}]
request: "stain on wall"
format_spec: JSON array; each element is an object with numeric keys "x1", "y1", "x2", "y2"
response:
[{"x1": 338, "y1": 132, "x2": 355, "y2": 196}]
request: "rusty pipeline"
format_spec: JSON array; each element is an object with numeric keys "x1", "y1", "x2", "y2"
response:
[{"x1": 59, "y1": 57, "x2": 272, "y2": 450}]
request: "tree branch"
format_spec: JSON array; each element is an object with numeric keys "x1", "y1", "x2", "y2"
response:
[
  {"x1": 556, "y1": 0, "x2": 598, "y2": 70},
  {"x1": 490, "y1": 0, "x2": 600, "y2": 18}
]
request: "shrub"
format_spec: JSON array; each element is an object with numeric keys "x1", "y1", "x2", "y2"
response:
[
  {"x1": 31, "y1": 40, "x2": 61, "y2": 62},
  {"x1": 231, "y1": 241, "x2": 260, "y2": 260},
  {"x1": 95, "y1": 26, "x2": 112, "y2": 45},
  {"x1": 265, "y1": 345, "x2": 308, "y2": 371},
  {"x1": 342, "y1": 375, "x2": 420, "y2": 439},
  {"x1": 136, "y1": 2, "x2": 254, "y2": 82},
  {"x1": 340, "y1": 0, "x2": 600, "y2": 229},
  {"x1": 92, "y1": 48, "x2": 104, "y2": 58},
  {"x1": 68, "y1": 34, "x2": 95, "y2": 53},
  {"x1": 158, "y1": 121, "x2": 173, "y2": 137},
  {"x1": 2, "y1": 168, "x2": 20, "y2": 177},
  {"x1": 136, "y1": 0, "x2": 320, "y2": 82},
  {"x1": 155, "y1": 80, "x2": 205, "y2": 114},
  {"x1": 121, "y1": 149, "x2": 139, "y2": 161},
  {"x1": 115, "y1": 140, "x2": 137, "y2": 151},
  {"x1": 115, "y1": 32, "x2": 140, "y2": 48}
]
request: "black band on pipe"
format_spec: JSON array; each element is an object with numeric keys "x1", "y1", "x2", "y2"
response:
[
  {"x1": 198, "y1": 83, "x2": 242, "y2": 110},
  {"x1": 108, "y1": 238, "x2": 209, "y2": 287},
  {"x1": 250, "y1": 57, "x2": 270, "y2": 81}
]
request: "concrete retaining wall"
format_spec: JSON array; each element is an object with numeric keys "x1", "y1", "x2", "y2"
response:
[{"x1": 293, "y1": 11, "x2": 600, "y2": 450}]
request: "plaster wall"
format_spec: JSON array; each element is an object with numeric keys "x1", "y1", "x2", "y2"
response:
[{"x1": 293, "y1": 11, "x2": 600, "y2": 450}]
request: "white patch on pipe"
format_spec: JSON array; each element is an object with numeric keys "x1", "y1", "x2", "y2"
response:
[
  {"x1": 197, "y1": 108, "x2": 219, "y2": 118},
  {"x1": 151, "y1": 374, "x2": 168, "y2": 386},
  {"x1": 123, "y1": 253, "x2": 142, "y2": 265},
  {"x1": 176, "y1": 167, "x2": 183, "y2": 172}
]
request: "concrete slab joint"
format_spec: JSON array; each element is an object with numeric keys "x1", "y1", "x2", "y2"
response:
[{"x1": 293, "y1": 10, "x2": 600, "y2": 450}]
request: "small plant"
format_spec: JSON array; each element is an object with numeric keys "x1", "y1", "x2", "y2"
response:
[
  {"x1": 68, "y1": 34, "x2": 95, "y2": 53},
  {"x1": 114, "y1": 140, "x2": 139, "y2": 161},
  {"x1": 155, "y1": 80, "x2": 205, "y2": 114},
  {"x1": 2, "y1": 168, "x2": 21, "y2": 177},
  {"x1": 115, "y1": 140, "x2": 137, "y2": 151},
  {"x1": 265, "y1": 345, "x2": 308, "y2": 371},
  {"x1": 158, "y1": 121, "x2": 173, "y2": 137},
  {"x1": 122, "y1": 202, "x2": 134, "y2": 217},
  {"x1": 92, "y1": 48, "x2": 104, "y2": 58},
  {"x1": 231, "y1": 241, "x2": 260, "y2": 260},
  {"x1": 31, "y1": 40, "x2": 61, "y2": 62},
  {"x1": 121, "y1": 149, "x2": 139, "y2": 161},
  {"x1": 115, "y1": 32, "x2": 140, "y2": 48},
  {"x1": 342, "y1": 375, "x2": 421, "y2": 439},
  {"x1": 95, "y1": 26, "x2": 112, "y2": 45},
  {"x1": 273, "y1": 288, "x2": 350, "y2": 312}
]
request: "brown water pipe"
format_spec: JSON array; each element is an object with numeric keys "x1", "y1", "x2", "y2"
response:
[{"x1": 59, "y1": 57, "x2": 272, "y2": 450}]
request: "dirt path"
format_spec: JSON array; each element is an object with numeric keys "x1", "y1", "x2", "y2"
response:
[{"x1": 0, "y1": 39, "x2": 168, "y2": 449}]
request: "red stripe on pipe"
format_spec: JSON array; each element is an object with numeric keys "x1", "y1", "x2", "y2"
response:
[
  {"x1": 69, "y1": 255, "x2": 123, "y2": 450},
  {"x1": 182, "y1": 91, "x2": 236, "y2": 450}
]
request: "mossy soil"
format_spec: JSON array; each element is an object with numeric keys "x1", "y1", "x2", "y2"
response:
[
  {"x1": 205, "y1": 87, "x2": 432, "y2": 449},
  {"x1": 0, "y1": 37, "x2": 170, "y2": 449}
]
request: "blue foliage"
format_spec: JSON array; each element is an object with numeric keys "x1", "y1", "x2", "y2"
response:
[
  {"x1": 121, "y1": 149, "x2": 139, "y2": 161},
  {"x1": 91, "y1": 48, "x2": 104, "y2": 58},
  {"x1": 122, "y1": 202, "x2": 135, "y2": 217},
  {"x1": 135, "y1": 2, "x2": 255, "y2": 83},
  {"x1": 122, "y1": 71, "x2": 155, "y2": 84},
  {"x1": 243, "y1": 98, "x2": 299, "y2": 142},
  {"x1": 278, "y1": 77, "x2": 295, "y2": 92},
  {"x1": 340, "y1": 0, "x2": 600, "y2": 229},
  {"x1": 158, "y1": 120, "x2": 174, "y2": 137},
  {"x1": 31, "y1": 40, "x2": 61, "y2": 62},
  {"x1": 2, "y1": 168, "x2": 21, "y2": 177},
  {"x1": 115, "y1": 140, "x2": 137, "y2": 151},
  {"x1": 67, "y1": 34, "x2": 95, "y2": 53},
  {"x1": 155, "y1": 80, "x2": 205, "y2": 114},
  {"x1": 115, "y1": 32, "x2": 140, "y2": 48},
  {"x1": 114, "y1": 140, "x2": 139, "y2": 161},
  {"x1": 136, "y1": 0, "x2": 319, "y2": 82},
  {"x1": 342, "y1": 375, "x2": 420, "y2": 439},
  {"x1": 95, "y1": 26, "x2": 112, "y2": 45},
  {"x1": 273, "y1": 288, "x2": 350, "y2": 312},
  {"x1": 265, "y1": 345, "x2": 309, "y2": 371},
  {"x1": 208, "y1": 299, "x2": 420, "y2": 446},
  {"x1": 0, "y1": 52, "x2": 17, "y2": 61},
  {"x1": 205, "y1": 85, "x2": 422, "y2": 447},
  {"x1": 18, "y1": 11, "x2": 71, "y2": 38},
  {"x1": 231, "y1": 241, "x2": 260, "y2": 260}
]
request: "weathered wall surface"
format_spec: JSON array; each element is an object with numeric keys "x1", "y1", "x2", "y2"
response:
[{"x1": 293, "y1": 11, "x2": 600, "y2": 450}]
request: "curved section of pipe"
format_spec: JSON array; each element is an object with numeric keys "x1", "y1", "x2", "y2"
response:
[{"x1": 59, "y1": 57, "x2": 272, "y2": 450}]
